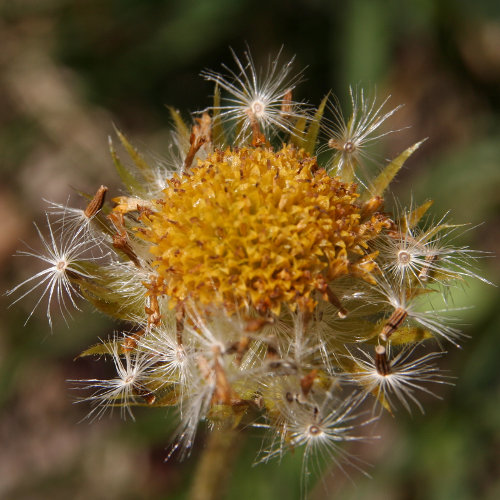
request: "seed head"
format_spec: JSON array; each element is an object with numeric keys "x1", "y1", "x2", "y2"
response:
[{"x1": 10, "y1": 49, "x2": 491, "y2": 493}]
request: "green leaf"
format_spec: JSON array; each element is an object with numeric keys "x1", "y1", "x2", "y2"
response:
[
  {"x1": 211, "y1": 84, "x2": 226, "y2": 147},
  {"x1": 387, "y1": 326, "x2": 434, "y2": 345},
  {"x1": 75, "y1": 273, "x2": 146, "y2": 321},
  {"x1": 76, "y1": 340, "x2": 122, "y2": 359},
  {"x1": 290, "y1": 116, "x2": 307, "y2": 148},
  {"x1": 423, "y1": 223, "x2": 465, "y2": 242},
  {"x1": 114, "y1": 128, "x2": 156, "y2": 184},
  {"x1": 303, "y1": 93, "x2": 329, "y2": 154},
  {"x1": 109, "y1": 136, "x2": 145, "y2": 195},
  {"x1": 402, "y1": 199, "x2": 434, "y2": 231},
  {"x1": 233, "y1": 117, "x2": 245, "y2": 143},
  {"x1": 373, "y1": 390, "x2": 393, "y2": 414},
  {"x1": 361, "y1": 139, "x2": 426, "y2": 201},
  {"x1": 168, "y1": 106, "x2": 190, "y2": 150},
  {"x1": 150, "y1": 387, "x2": 179, "y2": 407}
]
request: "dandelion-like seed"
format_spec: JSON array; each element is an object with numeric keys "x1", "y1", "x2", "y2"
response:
[
  {"x1": 348, "y1": 344, "x2": 451, "y2": 414},
  {"x1": 259, "y1": 389, "x2": 372, "y2": 496},
  {"x1": 10, "y1": 48, "x2": 489, "y2": 498},
  {"x1": 377, "y1": 207, "x2": 490, "y2": 289},
  {"x1": 7, "y1": 215, "x2": 98, "y2": 328},
  {"x1": 45, "y1": 185, "x2": 108, "y2": 239},
  {"x1": 140, "y1": 324, "x2": 193, "y2": 392},
  {"x1": 75, "y1": 341, "x2": 157, "y2": 421},
  {"x1": 324, "y1": 87, "x2": 402, "y2": 183},
  {"x1": 202, "y1": 48, "x2": 308, "y2": 143},
  {"x1": 374, "y1": 277, "x2": 463, "y2": 346}
]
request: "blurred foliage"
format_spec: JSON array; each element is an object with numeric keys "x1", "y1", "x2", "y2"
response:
[{"x1": 0, "y1": 0, "x2": 499, "y2": 499}]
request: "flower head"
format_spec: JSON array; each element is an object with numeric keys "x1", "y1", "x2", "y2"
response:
[
  {"x1": 139, "y1": 144, "x2": 390, "y2": 316},
  {"x1": 10, "y1": 49, "x2": 490, "y2": 492}
]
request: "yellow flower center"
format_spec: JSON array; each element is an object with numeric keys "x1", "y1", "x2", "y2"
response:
[{"x1": 140, "y1": 145, "x2": 389, "y2": 315}]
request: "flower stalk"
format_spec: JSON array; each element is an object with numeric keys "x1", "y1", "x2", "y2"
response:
[{"x1": 188, "y1": 426, "x2": 241, "y2": 500}]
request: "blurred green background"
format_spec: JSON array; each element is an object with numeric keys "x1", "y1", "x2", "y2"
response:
[{"x1": 1, "y1": 1, "x2": 499, "y2": 499}]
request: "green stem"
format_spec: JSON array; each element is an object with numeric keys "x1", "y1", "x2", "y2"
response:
[{"x1": 188, "y1": 427, "x2": 241, "y2": 500}]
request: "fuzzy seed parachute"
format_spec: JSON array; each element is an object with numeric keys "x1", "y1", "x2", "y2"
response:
[{"x1": 9, "y1": 49, "x2": 488, "y2": 486}]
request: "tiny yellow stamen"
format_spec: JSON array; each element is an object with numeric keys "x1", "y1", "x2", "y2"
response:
[{"x1": 139, "y1": 145, "x2": 390, "y2": 315}]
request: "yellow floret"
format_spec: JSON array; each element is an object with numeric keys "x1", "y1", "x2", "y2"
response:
[{"x1": 139, "y1": 145, "x2": 389, "y2": 314}]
